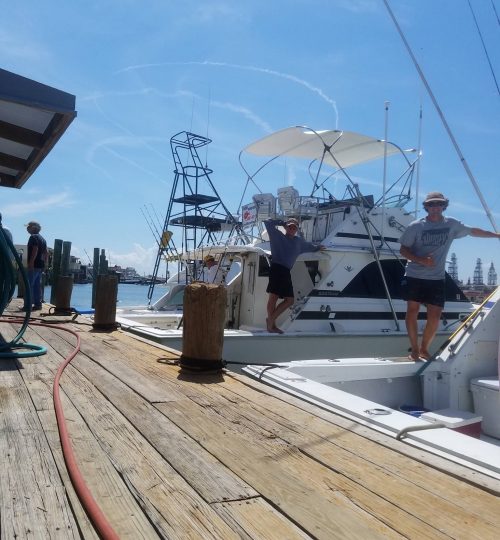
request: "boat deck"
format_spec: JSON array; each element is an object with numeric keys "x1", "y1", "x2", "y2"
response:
[{"x1": 1, "y1": 300, "x2": 500, "y2": 539}]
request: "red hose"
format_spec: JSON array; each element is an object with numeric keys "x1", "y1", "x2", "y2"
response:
[{"x1": 2, "y1": 317, "x2": 120, "y2": 540}]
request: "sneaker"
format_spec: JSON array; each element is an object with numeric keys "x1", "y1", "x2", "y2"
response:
[{"x1": 32, "y1": 305, "x2": 42, "y2": 311}]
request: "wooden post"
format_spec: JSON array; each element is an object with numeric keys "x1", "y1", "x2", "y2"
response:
[
  {"x1": 17, "y1": 269, "x2": 25, "y2": 298},
  {"x1": 61, "y1": 241, "x2": 72, "y2": 276},
  {"x1": 92, "y1": 248, "x2": 99, "y2": 308},
  {"x1": 99, "y1": 249, "x2": 108, "y2": 274},
  {"x1": 50, "y1": 239, "x2": 63, "y2": 304},
  {"x1": 180, "y1": 282, "x2": 226, "y2": 372},
  {"x1": 93, "y1": 274, "x2": 118, "y2": 329},
  {"x1": 54, "y1": 275, "x2": 74, "y2": 313}
]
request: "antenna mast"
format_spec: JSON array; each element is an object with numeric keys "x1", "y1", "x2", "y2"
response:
[{"x1": 383, "y1": 0, "x2": 498, "y2": 232}]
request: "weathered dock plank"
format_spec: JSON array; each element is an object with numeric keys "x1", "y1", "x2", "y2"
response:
[
  {"x1": 182, "y1": 378, "x2": 500, "y2": 538},
  {"x1": 1, "y1": 305, "x2": 500, "y2": 539},
  {"x1": 10, "y1": 323, "x2": 163, "y2": 539},
  {"x1": 0, "y1": 358, "x2": 80, "y2": 539},
  {"x1": 25, "y1": 320, "x2": 312, "y2": 539}
]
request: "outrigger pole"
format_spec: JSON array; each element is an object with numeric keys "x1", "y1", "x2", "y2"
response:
[{"x1": 383, "y1": 0, "x2": 499, "y2": 233}]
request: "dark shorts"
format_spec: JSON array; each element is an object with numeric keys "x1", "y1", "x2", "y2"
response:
[
  {"x1": 267, "y1": 263, "x2": 294, "y2": 299},
  {"x1": 401, "y1": 277, "x2": 445, "y2": 308}
]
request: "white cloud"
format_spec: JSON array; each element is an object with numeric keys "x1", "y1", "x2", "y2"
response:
[
  {"x1": 107, "y1": 243, "x2": 157, "y2": 275},
  {"x1": 334, "y1": 0, "x2": 378, "y2": 13},
  {"x1": 117, "y1": 60, "x2": 339, "y2": 125},
  {"x1": 1, "y1": 192, "x2": 75, "y2": 218},
  {"x1": 0, "y1": 28, "x2": 50, "y2": 63}
]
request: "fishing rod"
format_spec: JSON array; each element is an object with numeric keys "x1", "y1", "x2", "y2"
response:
[
  {"x1": 383, "y1": 0, "x2": 499, "y2": 233},
  {"x1": 82, "y1": 249, "x2": 95, "y2": 279},
  {"x1": 141, "y1": 205, "x2": 163, "y2": 246}
]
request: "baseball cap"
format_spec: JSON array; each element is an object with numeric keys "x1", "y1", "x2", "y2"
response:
[{"x1": 285, "y1": 218, "x2": 299, "y2": 228}]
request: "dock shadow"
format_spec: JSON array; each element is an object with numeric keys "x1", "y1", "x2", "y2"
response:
[{"x1": 176, "y1": 369, "x2": 226, "y2": 384}]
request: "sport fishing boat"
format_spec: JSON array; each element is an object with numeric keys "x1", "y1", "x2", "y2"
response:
[
  {"x1": 116, "y1": 127, "x2": 473, "y2": 365},
  {"x1": 243, "y1": 286, "x2": 500, "y2": 479}
]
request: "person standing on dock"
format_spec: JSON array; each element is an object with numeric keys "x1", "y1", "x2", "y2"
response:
[
  {"x1": 399, "y1": 192, "x2": 500, "y2": 361},
  {"x1": 23, "y1": 221, "x2": 47, "y2": 312},
  {"x1": 265, "y1": 217, "x2": 324, "y2": 334}
]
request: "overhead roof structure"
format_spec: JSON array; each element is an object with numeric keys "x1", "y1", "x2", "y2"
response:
[{"x1": 0, "y1": 68, "x2": 77, "y2": 189}]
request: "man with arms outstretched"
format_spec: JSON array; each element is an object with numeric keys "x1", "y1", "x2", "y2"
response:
[{"x1": 400, "y1": 192, "x2": 500, "y2": 361}]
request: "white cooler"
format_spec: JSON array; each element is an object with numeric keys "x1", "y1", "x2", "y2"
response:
[{"x1": 470, "y1": 377, "x2": 500, "y2": 439}]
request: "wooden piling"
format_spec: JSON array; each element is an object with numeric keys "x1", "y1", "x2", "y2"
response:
[
  {"x1": 54, "y1": 275, "x2": 74, "y2": 313},
  {"x1": 50, "y1": 239, "x2": 63, "y2": 304},
  {"x1": 61, "y1": 241, "x2": 72, "y2": 276},
  {"x1": 16, "y1": 269, "x2": 25, "y2": 298},
  {"x1": 93, "y1": 274, "x2": 118, "y2": 329},
  {"x1": 180, "y1": 282, "x2": 226, "y2": 372},
  {"x1": 92, "y1": 248, "x2": 99, "y2": 308}
]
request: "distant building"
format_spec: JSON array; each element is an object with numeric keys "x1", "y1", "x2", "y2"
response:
[
  {"x1": 461, "y1": 258, "x2": 496, "y2": 303},
  {"x1": 487, "y1": 262, "x2": 497, "y2": 287},
  {"x1": 473, "y1": 258, "x2": 483, "y2": 287},
  {"x1": 447, "y1": 252, "x2": 459, "y2": 282},
  {"x1": 110, "y1": 265, "x2": 143, "y2": 283}
]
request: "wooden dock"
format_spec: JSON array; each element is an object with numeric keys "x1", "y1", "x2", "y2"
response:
[{"x1": 1, "y1": 300, "x2": 500, "y2": 539}]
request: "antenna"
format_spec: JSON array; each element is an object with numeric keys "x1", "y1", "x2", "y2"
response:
[
  {"x1": 414, "y1": 105, "x2": 423, "y2": 217},
  {"x1": 380, "y1": 100, "x2": 390, "y2": 244},
  {"x1": 383, "y1": 0, "x2": 499, "y2": 233},
  {"x1": 205, "y1": 87, "x2": 211, "y2": 165}
]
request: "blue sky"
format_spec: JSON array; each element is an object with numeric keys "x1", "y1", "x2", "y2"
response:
[{"x1": 2, "y1": 0, "x2": 500, "y2": 283}]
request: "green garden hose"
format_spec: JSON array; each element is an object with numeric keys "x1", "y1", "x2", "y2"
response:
[{"x1": 0, "y1": 217, "x2": 46, "y2": 357}]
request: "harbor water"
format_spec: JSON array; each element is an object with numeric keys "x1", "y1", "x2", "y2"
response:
[{"x1": 19, "y1": 283, "x2": 166, "y2": 310}]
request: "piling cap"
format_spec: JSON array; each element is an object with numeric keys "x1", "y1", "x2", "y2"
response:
[{"x1": 26, "y1": 221, "x2": 41, "y2": 232}]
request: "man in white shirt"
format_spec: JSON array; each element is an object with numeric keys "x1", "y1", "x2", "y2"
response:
[{"x1": 200, "y1": 255, "x2": 222, "y2": 284}]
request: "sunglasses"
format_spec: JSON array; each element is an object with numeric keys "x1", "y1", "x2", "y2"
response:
[
  {"x1": 424, "y1": 201, "x2": 446, "y2": 208},
  {"x1": 286, "y1": 224, "x2": 298, "y2": 229}
]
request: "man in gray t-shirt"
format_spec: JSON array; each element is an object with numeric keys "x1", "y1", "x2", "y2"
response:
[{"x1": 399, "y1": 191, "x2": 500, "y2": 361}]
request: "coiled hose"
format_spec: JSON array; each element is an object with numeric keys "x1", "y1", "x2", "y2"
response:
[{"x1": 0, "y1": 218, "x2": 46, "y2": 357}]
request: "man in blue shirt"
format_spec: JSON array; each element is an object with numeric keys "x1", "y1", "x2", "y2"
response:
[
  {"x1": 24, "y1": 221, "x2": 48, "y2": 311},
  {"x1": 265, "y1": 217, "x2": 324, "y2": 333},
  {"x1": 400, "y1": 192, "x2": 500, "y2": 360}
]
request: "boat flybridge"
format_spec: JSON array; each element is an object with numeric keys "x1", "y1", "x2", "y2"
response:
[
  {"x1": 116, "y1": 127, "x2": 473, "y2": 366},
  {"x1": 244, "y1": 286, "x2": 500, "y2": 480}
]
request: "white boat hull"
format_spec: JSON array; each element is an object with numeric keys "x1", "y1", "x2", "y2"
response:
[
  {"x1": 243, "y1": 288, "x2": 500, "y2": 478},
  {"x1": 116, "y1": 313, "x2": 446, "y2": 370}
]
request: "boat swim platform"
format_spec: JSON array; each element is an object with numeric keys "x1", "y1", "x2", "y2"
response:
[{"x1": 1, "y1": 301, "x2": 500, "y2": 539}]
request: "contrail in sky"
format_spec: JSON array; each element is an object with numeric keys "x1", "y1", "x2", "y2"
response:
[{"x1": 117, "y1": 60, "x2": 339, "y2": 126}]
